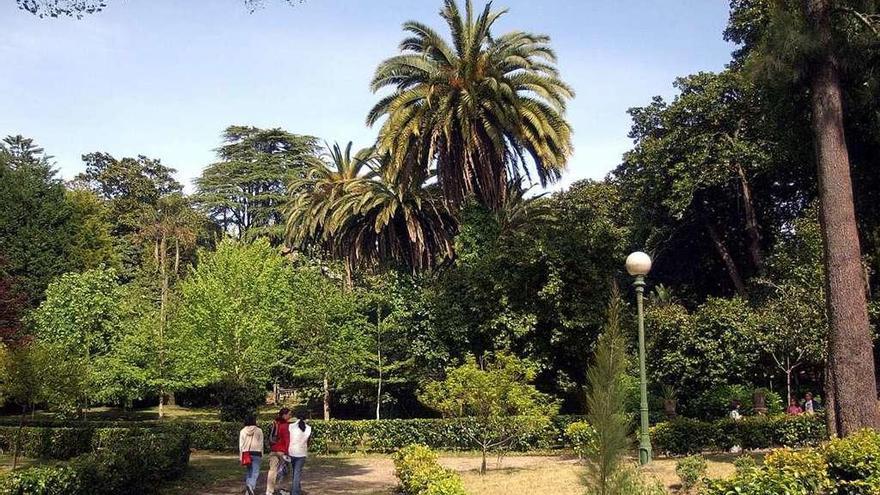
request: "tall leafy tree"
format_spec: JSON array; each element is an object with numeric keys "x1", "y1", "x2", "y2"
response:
[
  {"x1": 172, "y1": 239, "x2": 294, "y2": 389},
  {"x1": 195, "y1": 125, "x2": 319, "y2": 242},
  {"x1": 73, "y1": 152, "x2": 183, "y2": 278},
  {"x1": 368, "y1": 0, "x2": 574, "y2": 209},
  {"x1": 726, "y1": 0, "x2": 880, "y2": 435},
  {"x1": 0, "y1": 137, "x2": 78, "y2": 307},
  {"x1": 287, "y1": 263, "x2": 369, "y2": 420}
]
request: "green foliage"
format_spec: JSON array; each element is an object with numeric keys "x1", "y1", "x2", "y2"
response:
[
  {"x1": 172, "y1": 239, "x2": 294, "y2": 387},
  {"x1": 734, "y1": 455, "x2": 758, "y2": 475},
  {"x1": 0, "y1": 430, "x2": 190, "y2": 495},
  {"x1": 676, "y1": 455, "x2": 708, "y2": 492},
  {"x1": 824, "y1": 429, "x2": 880, "y2": 494},
  {"x1": 368, "y1": 0, "x2": 574, "y2": 209},
  {"x1": 392, "y1": 445, "x2": 466, "y2": 495},
  {"x1": 583, "y1": 290, "x2": 630, "y2": 495},
  {"x1": 420, "y1": 352, "x2": 558, "y2": 472},
  {"x1": 216, "y1": 379, "x2": 265, "y2": 423},
  {"x1": 195, "y1": 126, "x2": 319, "y2": 242},
  {"x1": 651, "y1": 414, "x2": 826, "y2": 455},
  {"x1": 65, "y1": 189, "x2": 119, "y2": 272},
  {"x1": 0, "y1": 139, "x2": 79, "y2": 307},
  {"x1": 564, "y1": 421, "x2": 598, "y2": 459}
]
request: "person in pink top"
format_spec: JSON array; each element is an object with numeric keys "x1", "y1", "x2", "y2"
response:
[{"x1": 786, "y1": 397, "x2": 803, "y2": 415}]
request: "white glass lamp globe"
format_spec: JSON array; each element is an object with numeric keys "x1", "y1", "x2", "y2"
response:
[{"x1": 625, "y1": 251, "x2": 652, "y2": 276}]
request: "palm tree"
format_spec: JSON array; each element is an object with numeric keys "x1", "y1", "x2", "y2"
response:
[
  {"x1": 285, "y1": 149, "x2": 454, "y2": 283},
  {"x1": 367, "y1": 0, "x2": 574, "y2": 209}
]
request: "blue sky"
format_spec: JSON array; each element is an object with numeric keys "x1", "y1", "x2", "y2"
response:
[{"x1": 0, "y1": 0, "x2": 734, "y2": 191}]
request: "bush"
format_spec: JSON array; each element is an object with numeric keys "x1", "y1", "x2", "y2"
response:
[
  {"x1": 676, "y1": 455, "x2": 707, "y2": 492},
  {"x1": 216, "y1": 380, "x2": 264, "y2": 423},
  {"x1": 651, "y1": 414, "x2": 826, "y2": 455},
  {"x1": 733, "y1": 454, "x2": 757, "y2": 475},
  {"x1": 823, "y1": 429, "x2": 880, "y2": 494},
  {"x1": 0, "y1": 430, "x2": 190, "y2": 495},
  {"x1": 704, "y1": 430, "x2": 880, "y2": 495},
  {"x1": 393, "y1": 445, "x2": 466, "y2": 495},
  {"x1": 564, "y1": 421, "x2": 597, "y2": 459}
]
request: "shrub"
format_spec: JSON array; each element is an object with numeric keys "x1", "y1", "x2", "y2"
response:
[
  {"x1": 733, "y1": 455, "x2": 757, "y2": 475},
  {"x1": 0, "y1": 430, "x2": 190, "y2": 495},
  {"x1": 823, "y1": 429, "x2": 880, "y2": 494},
  {"x1": 676, "y1": 455, "x2": 708, "y2": 492},
  {"x1": 393, "y1": 445, "x2": 466, "y2": 495},
  {"x1": 564, "y1": 421, "x2": 597, "y2": 459},
  {"x1": 651, "y1": 414, "x2": 826, "y2": 455},
  {"x1": 216, "y1": 380, "x2": 264, "y2": 423}
]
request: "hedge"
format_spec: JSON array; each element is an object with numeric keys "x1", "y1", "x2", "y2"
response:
[
  {"x1": 0, "y1": 430, "x2": 190, "y2": 495},
  {"x1": 703, "y1": 429, "x2": 880, "y2": 494},
  {"x1": 393, "y1": 444, "x2": 466, "y2": 495},
  {"x1": 0, "y1": 416, "x2": 587, "y2": 454},
  {"x1": 651, "y1": 414, "x2": 826, "y2": 455}
]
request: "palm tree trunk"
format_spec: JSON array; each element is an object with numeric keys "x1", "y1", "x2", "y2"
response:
[
  {"x1": 158, "y1": 234, "x2": 168, "y2": 419},
  {"x1": 808, "y1": 0, "x2": 880, "y2": 436},
  {"x1": 706, "y1": 222, "x2": 748, "y2": 297}
]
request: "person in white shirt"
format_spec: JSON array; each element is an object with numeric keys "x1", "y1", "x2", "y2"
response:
[
  {"x1": 288, "y1": 412, "x2": 312, "y2": 495},
  {"x1": 238, "y1": 414, "x2": 264, "y2": 495}
]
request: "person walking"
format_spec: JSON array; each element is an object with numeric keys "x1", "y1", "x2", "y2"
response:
[
  {"x1": 267, "y1": 408, "x2": 292, "y2": 495},
  {"x1": 239, "y1": 414, "x2": 264, "y2": 495},
  {"x1": 288, "y1": 412, "x2": 312, "y2": 495}
]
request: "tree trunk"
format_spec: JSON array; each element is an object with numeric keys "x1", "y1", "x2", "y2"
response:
[
  {"x1": 158, "y1": 234, "x2": 168, "y2": 419},
  {"x1": 706, "y1": 222, "x2": 748, "y2": 297},
  {"x1": 736, "y1": 163, "x2": 764, "y2": 273},
  {"x1": 808, "y1": 0, "x2": 880, "y2": 436},
  {"x1": 12, "y1": 406, "x2": 24, "y2": 470},
  {"x1": 376, "y1": 306, "x2": 382, "y2": 421},
  {"x1": 481, "y1": 445, "x2": 487, "y2": 475},
  {"x1": 323, "y1": 373, "x2": 331, "y2": 421},
  {"x1": 824, "y1": 362, "x2": 838, "y2": 437}
]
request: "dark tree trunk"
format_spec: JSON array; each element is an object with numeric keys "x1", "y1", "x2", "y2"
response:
[
  {"x1": 808, "y1": 0, "x2": 880, "y2": 436},
  {"x1": 323, "y1": 373, "x2": 331, "y2": 421},
  {"x1": 706, "y1": 222, "x2": 748, "y2": 297},
  {"x1": 736, "y1": 163, "x2": 764, "y2": 273}
]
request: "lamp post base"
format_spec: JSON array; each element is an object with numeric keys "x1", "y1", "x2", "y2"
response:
[{"x1": 639, "y1": 442, "x2": 652, "y2": 465}]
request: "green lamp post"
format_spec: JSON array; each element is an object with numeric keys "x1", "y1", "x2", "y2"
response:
[{"x1": 626, "y1": 251, "x2": 653, "y2": 465}]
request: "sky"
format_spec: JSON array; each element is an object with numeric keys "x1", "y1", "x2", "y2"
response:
[{"x1": 0, "y1": 0, "x2": 735, "y2": 192}]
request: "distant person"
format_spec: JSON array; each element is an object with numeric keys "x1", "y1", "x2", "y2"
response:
[
  {"x1": 267, "y1": 407, "x2": 292, "y2": 495},
  {"x1": 288, "y1": 411, "x2": 312, "y2": 495},
  {"x1": 729, "y1": 400, "x2": 743, "y2": 421},
  {"x1": 239, "y1": 414, "x2": 264, "y2": 495},
  {"x1": 786, "y1": 397, "x2": 803, "y2": 415},
  {"x1": 802, "y1": 392, "x2": 822, "y2": 414}
]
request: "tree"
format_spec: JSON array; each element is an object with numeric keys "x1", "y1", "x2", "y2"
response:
[
  {"x1": 583, "y1": 289, "x2": 631, "y2": 495},
  {"x1": 66, "y1": 189, "x2": 119, "y2": 271},
  {"x1": 172, "y1": 239, "x2": 294, "y2": 392},
  {"x1": 727, "y1": 0, "x2": 880, "y2": 435},
  {"x1": 195, "y1": 125, "x2": 319, "y2": 242},
  {"x1": 287, "y1": 263, "x2": 369, "y2": 420},
  {"x1": 30, "y1": 268, "x2": 125, "y2": 416},
  {"x1": 286, "y1": 161, "x2": 455, "y2": 276},
  {"x1": 16, "y1": 0, "x2": 306, "y2": 17},
  {"x1": 0, "y1": 137, "x2": 78, "y2": 307},
  {"x1": 134, "y1": 193, "x2": 202, "y2": 417},
  {"x1": 614, "y1": 70, "x2": 811, "y2": 299},
  {"x1": 420, "y1": 352, "x2": 557, "y2": 474},
  {"x1": 368, "y1": 0, "x2": 574, "y2": 209},
  {"x1": 73, "y1": 152, "x2": 183, "y2": 278},
  {"x1": 0, "y1": 343, "x2": 51, "y2": 468}
]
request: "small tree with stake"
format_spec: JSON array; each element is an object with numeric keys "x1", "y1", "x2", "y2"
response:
[{"x1": 420, "y1": 352, "x2": 558, "y2": 474}]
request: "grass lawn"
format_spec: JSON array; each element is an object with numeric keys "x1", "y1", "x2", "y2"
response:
[{"x1": 162, "y1": 451, "x2": 758, "y2": 494}]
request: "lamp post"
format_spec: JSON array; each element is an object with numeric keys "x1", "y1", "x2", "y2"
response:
[{"x1": 626, "y1": 251, "x2": 653, "y2": 465}]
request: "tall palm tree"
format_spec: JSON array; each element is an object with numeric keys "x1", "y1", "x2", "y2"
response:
[
  {"x1": 286, "y1": 142, "x2": 378, "y2": 248},
  {"x1": 285, "y1": 149, "x2": 454, "y2": 282},
  {"x1": 368, "y1": 0, "x2": 575, "y2": 209}
]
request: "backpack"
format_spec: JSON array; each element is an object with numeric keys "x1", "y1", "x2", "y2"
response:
[{"x1": 269, "y1": 421, "x2": 279, "y2": 445}]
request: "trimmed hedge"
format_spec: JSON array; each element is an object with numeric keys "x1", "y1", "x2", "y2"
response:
[
  {"x1": 393, "y1": 444, "x2": 466, "y2": 495},
  {"x1": 0, "y1": 431, "x2": 190, "y2": 495},
  {"x1": 703, "y1": 429, "x2": 880, "y2": 495},
  {"x1": 651, "y1": 414, "x2": 826, "y2": 455},
  {"x1": 0, "y1": 416, "x2": 586, "y2": 454}
]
